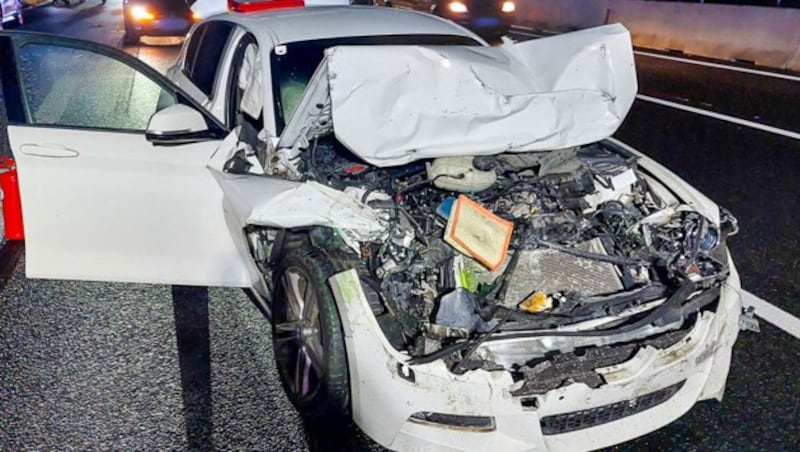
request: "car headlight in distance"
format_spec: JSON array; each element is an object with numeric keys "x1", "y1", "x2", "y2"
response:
[
  {"x1": 448, "y1": 1, "x2": 468, "y2": 13},
  {"x1": 502, "y1": 1, "x2": 515, "y2": 13},
  {"x1": 130, "y1": 5, "x2": 155, "y2": 21},
  {"x1": 409, "y1": 411, "x2": 496, "y2": 432}
]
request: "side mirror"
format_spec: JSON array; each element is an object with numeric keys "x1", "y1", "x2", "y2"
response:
[{"x1": 146, "y1": 104, "x2": 210, "y2": 145}]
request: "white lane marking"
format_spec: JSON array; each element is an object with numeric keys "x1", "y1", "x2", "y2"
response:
[
  {"x1": 742, "y1": 291, "x2": 800, "y2": 340},
  {"x1": 634, "y1": 51, "x2": 800, "y2": 83},
  {"x1": 636, "y1": 94, "x2": 800, "y2": 140},
  {"x1": 510, "y1": 25, "x2": 800, "y2": 82}
]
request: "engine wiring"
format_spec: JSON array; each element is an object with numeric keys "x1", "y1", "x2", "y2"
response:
[{"x1": 262, "y1": 139, "x2": 733, "y2": 371}]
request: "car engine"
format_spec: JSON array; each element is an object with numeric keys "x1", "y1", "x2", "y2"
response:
[{"x1": 243, "y1": 137, "x2": 737, "y2": 377}]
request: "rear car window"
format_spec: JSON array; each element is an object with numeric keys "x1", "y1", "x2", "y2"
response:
[{"x1": 183, "y1": 21, "x2": 235, "y2": 97}]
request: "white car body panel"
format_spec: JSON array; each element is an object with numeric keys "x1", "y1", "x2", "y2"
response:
[
  {"x1": 7, "y1": 126, "x2": 255, "y2": 287},
  {"x1": 290, "y1": 24, "x2": 636, "y2": 167},
  {"x1": 329, "y1": 257, "x2": 742, "y2": 451}
]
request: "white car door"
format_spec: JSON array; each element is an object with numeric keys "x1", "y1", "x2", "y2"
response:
[{"x1": 0, "y1": 33, "x2": 257, "y2": 287}]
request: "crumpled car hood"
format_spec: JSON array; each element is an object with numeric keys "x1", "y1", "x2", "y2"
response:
[{"x1": 280, "y1": 24, "x2": 637, "y2": 167}]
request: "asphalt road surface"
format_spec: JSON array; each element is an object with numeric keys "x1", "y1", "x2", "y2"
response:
[{"x1": 1, "y1": 3, "x2": 799, "y2": 450}]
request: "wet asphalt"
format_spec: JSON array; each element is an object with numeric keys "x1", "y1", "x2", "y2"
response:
[
  {"x1": 1, "y1": 2, "x2": 799, "y2": 451},
  {"x1": 0, "y1": 255, "x2": 385, "y2": 451}
]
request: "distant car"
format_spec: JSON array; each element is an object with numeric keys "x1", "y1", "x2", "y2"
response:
[
  {"x1": 123, "y1": 0, "x2": 198, "y2": 45},
  {"x1": 430, "y1": 0, "x2": 515, "y2": 38},
  {"x1": 0, "y1": 0, "x2": 24, "y2": 29},
  {"x1": 2, "y1": 4, "x2": 744, "y2": 451}
]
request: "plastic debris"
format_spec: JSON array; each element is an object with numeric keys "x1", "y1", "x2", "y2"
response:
[
  {"x1": 519, "y1": 291, "x2": 552, "y2": 313},
  {"x1": 739, "y1": 306, "x2": 761, "y2": 333}
]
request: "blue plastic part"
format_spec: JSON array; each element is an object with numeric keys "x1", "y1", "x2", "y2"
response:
[{"x1": 437, "y1": 197, "x2": 457, "y2": 219}]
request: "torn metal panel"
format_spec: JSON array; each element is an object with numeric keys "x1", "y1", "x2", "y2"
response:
[
  {"x1": 291, "y1": 24, "x2": 636, "y2": 167},
  {"x1": 208, "y1": 130, "x2": 387, "y2": 241},
  {"x1": 246, "y1": 181, "x2": 387, "y2": 237},
  {"x1": 211, "y1": 167, "x2": 387, "y2": 242}
]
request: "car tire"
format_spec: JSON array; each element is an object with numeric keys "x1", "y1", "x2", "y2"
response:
[
  {"x1": 123, "y1": 21, "x2": 140, "y2": 46},
  {"x1": 271, "y1": 237, "x2": 351, "y2": 428}
]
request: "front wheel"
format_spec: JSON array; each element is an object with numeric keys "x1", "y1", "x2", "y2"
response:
[
  {"x1": 272, "y1": 242, "x2": 350, "y2": 426},
  {"x1": 123, "y1": 21, "x2": 140, "y2": 46}
]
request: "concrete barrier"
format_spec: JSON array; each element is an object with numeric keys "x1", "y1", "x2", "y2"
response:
[
  {"x1": 516, "y1": 0, "x2": 608, "y2": 31},
  {"x1": 607, "y1": 0, "x2": 800, "y2": 70},
  {"x1": 516, "y1": 0, "x2": 800, "y2": 71},
  {"x1": 787, "y1": 47, "x2": 800, "y2": 72}
]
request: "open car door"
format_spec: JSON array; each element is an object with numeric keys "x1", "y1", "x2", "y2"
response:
[{"x1": 0, "y1": 32, "x2": 256, "y2": 287}]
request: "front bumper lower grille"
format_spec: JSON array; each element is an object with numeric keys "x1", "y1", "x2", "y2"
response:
[{"x1": 540, "y1": 380, "x2": 686, "y2": 435}]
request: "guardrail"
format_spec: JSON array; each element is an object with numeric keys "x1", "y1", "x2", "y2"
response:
[{"x1": 516, "y1": 0, "x2": 800, "y2": 72}]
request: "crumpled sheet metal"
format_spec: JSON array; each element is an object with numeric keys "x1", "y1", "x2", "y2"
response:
[
  {"x1": 327, "y1": 24, "x2": 637, "y2": 167},
  {"x1": 211, "y1": 163, "x2": 387, "y2": 242},
  {"x1": 246, "y1": 181, "x2": 385, "y2": 236}
]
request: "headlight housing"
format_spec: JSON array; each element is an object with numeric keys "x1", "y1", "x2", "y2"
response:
[
  {"x1": 448, "y1": 1, "x2": 468, "y2": 14},
  {"x1": 129, "y1": 5, "x2": 155, "y2": 21}
]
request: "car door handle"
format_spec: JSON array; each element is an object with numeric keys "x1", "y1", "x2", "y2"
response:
[{"x1": 19, "y1": 144, "x2": 80, "y2": 158}]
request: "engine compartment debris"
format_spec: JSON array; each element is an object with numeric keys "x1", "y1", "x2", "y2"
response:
[{"x1": 235, "y1": 133, "x2": 734, "y2": 381}]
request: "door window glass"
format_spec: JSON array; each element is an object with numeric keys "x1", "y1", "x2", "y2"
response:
[
  {"x1": 182, "y1": 21, "x2": 235, "y2": 97},
  {"x1": 17, "y1": 43, "x2": 176, "y2": 131}
]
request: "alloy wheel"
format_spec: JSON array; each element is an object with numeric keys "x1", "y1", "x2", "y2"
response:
[{"x1": 274, "y1": 267, "x2": 325, "y2": 401}]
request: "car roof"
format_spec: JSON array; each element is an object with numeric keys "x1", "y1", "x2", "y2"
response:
[{"x1": 213, "y1": 5, "x2": 482, "y2": 45}]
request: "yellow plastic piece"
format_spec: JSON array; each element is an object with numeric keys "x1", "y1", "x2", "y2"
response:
[{"x1": 519, "y1": 291, "x2": 552, "y2": 313}]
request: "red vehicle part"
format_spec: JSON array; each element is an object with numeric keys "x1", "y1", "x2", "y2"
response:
[
  {"x1": 228, "y1": 0, "x2": 304, "y2": 13},
  {"x1": 0, "y1": 157, "x2": 24, "y2": 241}
]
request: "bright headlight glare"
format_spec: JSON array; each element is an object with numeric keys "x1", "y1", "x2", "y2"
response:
[
  {"x1": 502, "y1": 1, "x2": 515, "y2": 13},
  {"x1": 448, "y1": 1, "x2": 468, "y2": 13},
  {"x1": 130, "y1": 5, "x2": 155, "y2": 21}
]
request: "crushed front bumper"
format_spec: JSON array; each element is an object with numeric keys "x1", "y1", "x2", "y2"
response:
[{"x1": 329, "y1": 256, "x2": 742, "y2": 451}]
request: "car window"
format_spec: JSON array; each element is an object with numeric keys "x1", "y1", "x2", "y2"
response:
[
  {"x1": 182, "y1": 21, "x2": 235, "y2": 97},
  {"x1": 226, "y1": 34, "x2": 264, "y2": 130},
  {"x1": 271, "y1": 34, "x2": 481, "y2": 133},
  {"x1": 17, "y1": 43, "x2": 176, "y2": 131}
]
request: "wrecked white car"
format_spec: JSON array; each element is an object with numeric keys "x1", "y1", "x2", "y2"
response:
[{"x1": 2, "y1": 5, "x2": 743, "y2": 451}]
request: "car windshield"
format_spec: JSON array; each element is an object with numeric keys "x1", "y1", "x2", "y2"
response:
[{"x1": 271, "y1": 34, "x2": 481, "y2": 133}]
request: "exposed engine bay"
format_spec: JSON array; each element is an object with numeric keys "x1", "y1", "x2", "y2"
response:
[
  {"x1": 236, "y1": 138, "x2": 736, "y2": 382},
  {"x1": 233, "y1": 132, "x2": 738, "y2": 384}
]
